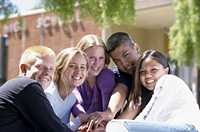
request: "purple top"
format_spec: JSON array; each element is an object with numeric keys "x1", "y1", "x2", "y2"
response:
[{"x1": 72, "y1": 68, "x2": 116, "y2": 116}]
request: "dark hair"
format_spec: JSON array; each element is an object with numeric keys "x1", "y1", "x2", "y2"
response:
[
  {"x1": 106, "y1": 32, "x2": 136, "y2": 53},
  {"x1": 128, "y1": 49, "x2": 171, "y2": 108}
]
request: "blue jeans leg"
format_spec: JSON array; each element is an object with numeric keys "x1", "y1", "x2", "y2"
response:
[{"x1": 106, "y1": 120, "x2": 198, "y2": 132}]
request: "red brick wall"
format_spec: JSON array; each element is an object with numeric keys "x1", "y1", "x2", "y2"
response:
[{"x1": 1, "y1": 12, "x2": 101, "y2": 79}]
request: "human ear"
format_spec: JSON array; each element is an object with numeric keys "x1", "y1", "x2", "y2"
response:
[
  {"x1": 20, "y1": 64, "x2": 29, "y2": 75},
  {"x1": 165, "y1": 67, "x2": 169, "y2": 74},
  {"x1": 133, "y1": 43, "x2": 141, "y2": 55}
]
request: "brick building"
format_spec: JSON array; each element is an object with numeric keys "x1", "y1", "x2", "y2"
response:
[{"x1": 0, "y1": 9, "x2": 101, "y2": 79}]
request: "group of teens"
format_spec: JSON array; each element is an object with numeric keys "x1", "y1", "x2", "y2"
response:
[
  {"x1": 0, "y1": 32, "x2": 199, "y2": 132},
  {"x1": 44, "y1": 32, "x2": 200, "y2": 132}
]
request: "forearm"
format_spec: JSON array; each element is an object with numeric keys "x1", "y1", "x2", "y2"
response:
[
  {"x1": 107, "y1": 83, "x2": 128, "y2": 118},
  {"x1": 117, "y1": 100, "x2": 140, "y2": 119},
  {"x1": 83, "y1": 83, "x2": 128, "y2": 128},
  {"x1": 117, "y1": 108, "x2": 139, "y2": 119}
]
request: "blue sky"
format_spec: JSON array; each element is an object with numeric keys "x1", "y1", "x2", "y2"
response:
[{"x1": 10, "y1": 0, "x2": 41, "y2": 13}]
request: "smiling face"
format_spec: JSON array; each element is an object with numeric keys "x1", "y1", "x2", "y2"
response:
[
  {"x1": 26, "y1": 55, "x2": 55, "y2": 89},
  {"x1": 19, "y1": 46, "x2": 56, "y2": 89},
  {"x1": 139, "y1": 57, "x2": 169, "y2": 91},
  {"x1": 85, "y1": 46, "x2": 105, "y2": 77},
  {"x1": 110, "y1": 42, "x2": 140, "y2": 74},
  {"x1": 62, "y1": 53, "x2": 88, "y2": 88}
]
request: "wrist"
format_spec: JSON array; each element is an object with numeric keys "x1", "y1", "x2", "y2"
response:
[
  {"x1": 79, "y1": 113, "x2": 88, "y2": 123},
  {"x1": 106, "y1": 109, "x2": 115, "y2": 119}
]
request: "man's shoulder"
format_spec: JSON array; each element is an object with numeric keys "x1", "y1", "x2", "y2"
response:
[
  {"x1": 0, "y1": 77, "x2": 42, "y2": 104},
  {"x1": 112, "y1": 69, "x2": 132, "y2": 91},
  {"x1": 114, "y1": 69, "x2": 131, "y2": 78},
  {"x1": 12, "y1": 77, "x2": 38, "y2": 87},
  {"x1": 0, "y1": 77, "x2": 39, "y2": 92}
]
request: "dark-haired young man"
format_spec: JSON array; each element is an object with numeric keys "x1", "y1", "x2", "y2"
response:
[{"x1": 104, "y1": 32, "x2": 142, "y2": 119}]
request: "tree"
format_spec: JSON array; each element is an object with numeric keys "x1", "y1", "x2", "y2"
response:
[
  {"x1": 0, "y1": 0, "x2": 17, "y2": 22},
  {"x1": 42, "y1": 0, "x2": 135, "y2": 28},
  {"x1": 169, "y1": 0, "x2": 200, "y2": 67},
  {"x1": 170, "y1": 0, "x2": 200, "y2": 106}
]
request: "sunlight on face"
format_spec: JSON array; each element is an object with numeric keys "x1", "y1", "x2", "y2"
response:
[
  {"x1": 140, "y1": 57, "x2": 168, "y2": 91},
  {"x1": 85, "y1": 46, "x2": 105, "y2": 77},
  {"x1": 63, "y1": 53, "x2": 88, "y2": 89},
  {"x1": 110, "y1": 43, "x2": 139, "y2": 74},
  {"x1": 26, "y1": 55, "x2": 55, "y2": 89}
]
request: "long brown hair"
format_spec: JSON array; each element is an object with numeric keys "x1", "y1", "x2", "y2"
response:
[{"x1": 128, "y1": 49, "x2": 171, "y2": 108}]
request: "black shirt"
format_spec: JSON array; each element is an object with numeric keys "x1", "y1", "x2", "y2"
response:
[
  {"x1": 114, "y1": 69, "x2": 133, "y2": 95},
  {"x1": 115, "y1": 69, "x2": 152, "y2": 110},
  {"x1": 0, "y1": 77, "x2": 72, "y2": 132}
]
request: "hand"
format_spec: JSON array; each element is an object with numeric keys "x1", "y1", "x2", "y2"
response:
[
  {"x1": 92, "y1": 126, "x2": 106, "y2": 132},
  {"x1": 78, "y1": 120, "x2": 106, "y2": 132},
  {"x1": 117, "y1": 98, "x2": 141, "y2": 119},
  {"x1": 79, "y1": 113, "x2": 89, "y2": 123},
  {"x1": 78, "y1": 123, "x2": 87, "y2": 132},
  {"x1": 78, "y1": 111, "x2": 110, "y2": 132},
  {"x1": 88, "y1": 111, "x2": 114, "y2": 128}
]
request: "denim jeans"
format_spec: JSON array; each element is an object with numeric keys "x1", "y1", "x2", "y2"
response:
[{"x1": 106, "y1": 120, "x2": 198, "y2": 132}]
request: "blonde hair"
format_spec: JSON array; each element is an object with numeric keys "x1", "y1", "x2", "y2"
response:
[
  {"x1": 54, "y1": 47, "x2": 88, "y2": 90},
  {"x1": 76, "y1": 34, "x2": 110, "y2": 65},
  {"x1": 19, "y1": 45, "x2": 55, "y2": 74}
]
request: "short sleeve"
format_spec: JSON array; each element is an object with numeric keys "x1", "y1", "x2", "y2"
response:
[{"x1": 114, "y1": 70, "x2": 132, "y2": 92}]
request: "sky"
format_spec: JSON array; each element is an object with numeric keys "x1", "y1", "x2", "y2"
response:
[{"x1": 10, "y1": 0, "x2": 41, "y2": 13}]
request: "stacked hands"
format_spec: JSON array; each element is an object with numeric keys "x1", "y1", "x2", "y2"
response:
[
  {"x1": 78, "y1": 112, "x2": 113, "y2": 132},
  {"x1": 77, "y1": 98, "x2": 141, "y2": 132}
]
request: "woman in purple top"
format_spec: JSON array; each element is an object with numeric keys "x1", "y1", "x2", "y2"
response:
[{"x1": 72, "y1": 34, "x2": 116, "y2": 117}]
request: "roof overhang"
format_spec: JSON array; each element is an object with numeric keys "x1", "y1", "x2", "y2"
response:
[{"x1": 135, "y1": 0, "x2": 175, "y2": 29}]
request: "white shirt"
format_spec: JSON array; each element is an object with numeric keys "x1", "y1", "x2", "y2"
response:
[
  {"x1": 45, "y1": 82, "x2": 81, "y2": 131},
  {"x1": 136, "y1": 74, "x2": 200, "y2": 131}
]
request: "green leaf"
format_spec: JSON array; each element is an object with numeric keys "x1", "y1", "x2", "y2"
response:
[
  {"x1": 42, "y1": 0, "x2": 135, "y2": 27},
  {"x1": 169, "y1": 0, "x2": 200, "y2": 68}
]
